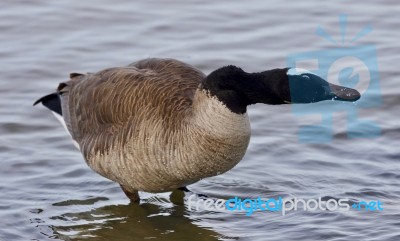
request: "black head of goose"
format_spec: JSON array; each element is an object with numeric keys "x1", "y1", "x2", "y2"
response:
[{"x1": 34, "y1": 58, "x2": 360, "y2": 202}]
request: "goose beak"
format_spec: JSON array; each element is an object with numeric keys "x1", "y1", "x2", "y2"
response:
[{"x1": 328, "y1": 83, "x2": 361, "y2": 102}]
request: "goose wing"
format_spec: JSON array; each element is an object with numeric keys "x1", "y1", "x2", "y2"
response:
[{"x1": 59, "y1": 58, "x2": 205, "y2": 158}]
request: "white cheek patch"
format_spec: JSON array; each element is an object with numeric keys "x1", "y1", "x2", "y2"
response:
[{"x1": 287, "y1": 68, "x2": 315, "y2": 76}]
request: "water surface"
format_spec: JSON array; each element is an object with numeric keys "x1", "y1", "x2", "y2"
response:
[{"x1": 1, "y1": 0, "x2": 400, "y2": 240}]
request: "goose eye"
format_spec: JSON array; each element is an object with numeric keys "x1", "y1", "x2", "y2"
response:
[{"x1": 302, "y1": 74, "x2": 311, "y2": 79}]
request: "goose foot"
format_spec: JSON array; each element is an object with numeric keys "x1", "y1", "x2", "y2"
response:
[{"x1": 120, "y1": 185, "x2": 140, "y2": 203}]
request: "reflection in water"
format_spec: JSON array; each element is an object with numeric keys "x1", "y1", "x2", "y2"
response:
[{"x1": 35, "y1": 196, "x2": 226, "y2": 241}]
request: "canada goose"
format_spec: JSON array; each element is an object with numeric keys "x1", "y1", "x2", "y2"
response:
[{"x1": 34, "y1": 58, "x2": 360, "y2": 202}]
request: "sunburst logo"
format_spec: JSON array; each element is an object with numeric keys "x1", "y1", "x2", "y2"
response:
[
  {"x1": 316, "y1": 14, "x2": 372, "y2": 45},
  {"x1": 287, "y1": 14, "x2": 382, "y2": 143}
]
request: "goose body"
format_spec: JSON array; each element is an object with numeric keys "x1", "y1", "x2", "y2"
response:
[{"x1": 35, "y1": 58, "x2": 360, "y2": 201}]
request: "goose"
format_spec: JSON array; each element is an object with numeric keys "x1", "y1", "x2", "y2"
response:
[{"x1": 34, "y1": 58, "x2": 360, "y2": 202}]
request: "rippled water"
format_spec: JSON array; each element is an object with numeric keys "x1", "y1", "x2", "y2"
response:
[{"x1": 1, "y1": 0, "x2": 400, "y2": 240}]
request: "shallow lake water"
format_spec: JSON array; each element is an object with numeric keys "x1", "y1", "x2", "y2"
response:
[{"x1": 1, "y1": 0, "x2": 400, "y2": 240}]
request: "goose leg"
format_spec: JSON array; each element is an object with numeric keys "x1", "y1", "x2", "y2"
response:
[
  {"x1": 177, "y1": 186, "x2": 208, "y2": 198},
  {"x1": 170, "y1": 186, "x2": 209, "y2": 205},
  {"x1": 120, "y1": 184, "x2": 140, "y2": 203}
]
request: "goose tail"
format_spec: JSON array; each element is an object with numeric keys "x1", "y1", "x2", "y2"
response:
[
  {"x1": 33, "y1": 93, "x2": 62, "y2": 115},
  {"x1": 34, "y1": 93, "x2": 80, "y2": 150}
]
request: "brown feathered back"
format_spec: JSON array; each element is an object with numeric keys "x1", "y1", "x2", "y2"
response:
[{"x1": 58, "y1": 58, "x2": 205, "y2": 160}]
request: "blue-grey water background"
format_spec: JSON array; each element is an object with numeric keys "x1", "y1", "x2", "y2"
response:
[{"x1": 1, "y1": 0, "x2": 399, "y2": 240}]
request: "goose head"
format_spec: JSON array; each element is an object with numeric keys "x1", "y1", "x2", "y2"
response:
[{"x1": 201, "y1": 66, "x2": 361, "y2": 113}]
